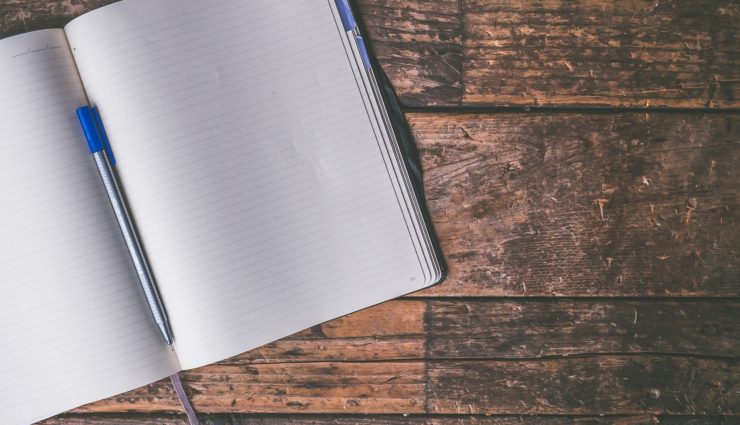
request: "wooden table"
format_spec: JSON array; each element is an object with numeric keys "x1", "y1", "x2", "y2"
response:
[{"x1": 2, "y1": 1, "x2": 737, "y2": 423}]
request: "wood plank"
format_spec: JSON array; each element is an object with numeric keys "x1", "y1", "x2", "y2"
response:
[
  {"x1": 41, "y1": 413, "x2": 740, "y2": 425},
  {"x1": 355, "y1": 0, "x2": 463, "y2": 106},
  {"x1": 236, "y1": 300, "x2": 738, "y2": 364},
  {"x1": 0, "y1": 0, "x2": 113, "y2": 38},
  {"x1": 66, "y1": 301, "x2": 426, "y2": 414},
  {"x1": 184, "y1": 362, "x2": 423, "y2": 414},
  {"x1": 73, "y1": 362, "x2": 425, "y2": 414},
  {"x1": 226, "y1": 300, "x2": 425, "y2": 363},
  {"x1": 48, "y1": 298, "x2": 736, "y2": 417},
  {"x1": 462, "y1": 0, "x2": 740, "y2": 108},
  {"x1": 427, "y1": 356, "x2": 738, "y2": 415},
  {"x1": 61, "y1": 357, "x2": 739, "y2": 415},
  {"x1": 422, "y1": 418, "x2": 736, "y2": 425},
  {"x1": 427, "y1": 300, "x2": 740, "y2": 358},
  {"x1": 409, "y1": 112, "x2": 740, "y2": 296}
]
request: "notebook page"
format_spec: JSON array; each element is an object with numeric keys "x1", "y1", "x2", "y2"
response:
[
  {"x1": 65, "y1": 0, "x2": 432, "y2": 369},
  {"x1": 0, "y1": 30, "x2": 180, "y2": 425},
  {"x1": 334, "y1": 10, "x2": 442, "y2": 282}
]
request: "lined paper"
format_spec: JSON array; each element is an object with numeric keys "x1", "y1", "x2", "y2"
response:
[
  {"x1": 333, "y1": 7, "x2": 442, "y2": 283},
  {"x1": 66, "y1": 0, "x2": 434, "y2": 369},
  {"x1": 0, "y1": 30, "x2": 180, "y2": 425}
]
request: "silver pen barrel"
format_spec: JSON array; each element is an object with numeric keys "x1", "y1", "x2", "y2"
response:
[{"x1": 93, "y1": 149, "x2": 174, "y2": 345}]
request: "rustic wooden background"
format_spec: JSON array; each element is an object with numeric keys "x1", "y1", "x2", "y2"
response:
[{"x1": 1, "y1": 0, "x2": 738, "y2": 424}]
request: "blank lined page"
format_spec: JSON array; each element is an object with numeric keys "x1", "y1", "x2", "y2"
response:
[
  {"x1": 0, "y1": 30, "x2": 179, "y2": 425},
  {"x1": 66, "y1": 0, "x2": 431, "y2": 369}
]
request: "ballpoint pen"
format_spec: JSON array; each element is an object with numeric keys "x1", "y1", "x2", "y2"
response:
[{"x1": 76, "y1": 106, "x2": 174, "y2": 345}]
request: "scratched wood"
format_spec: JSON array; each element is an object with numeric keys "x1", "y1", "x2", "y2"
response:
[
  {"x1": 426, "y1": 300, "x2": 740, "y2": 358},
  {"x1": 356, "y1": 0, "x2": 740, "y2": 108},
  {"x1": 460, "y1": 0, "x2": 740, "y2": 108},
  {"x1": 0, "y1": 0, "x2": 114, "y2": 36},
  {"x1": 203, "y1": 299, "x2": 740, "y2": 365},
  {"x1": 69, "y1": 362, "x2": 425, "y2": 414},
  {"x1": 41, "y1": 414, "x2": 738, "y2": 425},
  {"x1": 63, "y1": 357, "x2": 738, "y2": 415},
  {"x1": 227, "y1": 300, "x2": 739, "y2": 364},
  {"x1": 354, "y1": 0, "x2": 463, "y2": 106},
  {"x1": 428, "y1": 357, "x2": 738, "y2": 415},
  {"x1": 221, "y1": 300, "x2": 426, "y2": 363},
  {"x1": 409, "y1": 112, "x2": 739, "y2": 296},
  {"x1": 34, "y1": 299, "x2": 733, "y2": 416}
]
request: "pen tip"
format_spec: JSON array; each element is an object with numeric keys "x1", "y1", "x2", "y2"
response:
[{"x1": 160, "y1": 325, "x2": 174, "y2": 345}]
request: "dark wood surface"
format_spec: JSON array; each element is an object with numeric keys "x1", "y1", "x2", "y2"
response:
[
  {"x1": 39, "y1": 414, "x2": 740, "y2": 425},
  {"x1": 413, "y1": 112, "x2": 739, "y2": 296},
  {"x1": 0, "y1": 0, "x2": 737, "y2": 424},
  {"x1": 356, "y1": 0, "x2": 739, "y2": 108}
]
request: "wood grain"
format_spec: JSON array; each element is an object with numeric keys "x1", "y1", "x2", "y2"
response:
[
  {"x1": 41, "y1": 414, "x2": 740, "y2": 425},
  {"x1": 43, "y1": 299, "x2": 736, "y2": 416},
  {"x1": 355, "y1": 0, "x2": 463, "y2": 106},
  {"x1": 428, "y1": 356, "x2": 738, "y2": 415},
  {"x1": 224, "y1": 300, "x2": 426, "y2": 363},
  {"x1": 65, "y1": 357, "x2": 738, "y2": 415},
  {"x1": 426, "y1": 300, "x2": 740, "y2": 358},
  {"x1": 409, "y1": 112, "x2": 739, "y2": 296},
  {"x1": 357, "y1": 0, "x2": 740, "y2": 108},
  {"x1": 0, "y1": 0, "x2": 114, "y2": 37},
  {"x1": 462, "y1": 0, "x2": 740, "y2": 108},
  {"x1": 218, "y1": 299, "x2": 739, "y2": 364},
  {"x1": 75, "y1": 362, "x2": 426, "y2": 414}
]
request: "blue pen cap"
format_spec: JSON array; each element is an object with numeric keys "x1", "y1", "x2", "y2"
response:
[
  {"x1": 355, "y1": 35, "x2": 371, "y2": 70},
  {"x1": 76, "y1": 106, "x2": 105, "y2": 154},
  {"x1": 92, "y1": 106, "x2": 116, "y2": 165},
  {"x1": 335, "y1": 0, "x2": 356, "y2": 31}
]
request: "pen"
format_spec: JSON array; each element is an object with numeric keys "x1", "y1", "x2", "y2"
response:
[{"x1": 76, "y1": 106, "x2": 174, "y2": 345}]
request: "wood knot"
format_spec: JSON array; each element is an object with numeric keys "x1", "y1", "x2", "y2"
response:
[
  {"x1": 687, "y1": 197, "x2": 698, "y2": 209},
  {"x1": 287, "y1": 400, "x2": 308, "y2": 409},
  {"x1": 648, "y1": 388, "x2": 661, "y2": 400}
]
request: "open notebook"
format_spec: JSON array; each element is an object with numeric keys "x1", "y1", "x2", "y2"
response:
[{"x1": 0, "y1": 1, "x2": 445, "y2": 423}]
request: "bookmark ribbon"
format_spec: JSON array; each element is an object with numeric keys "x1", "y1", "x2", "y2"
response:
[{"x1": 170, "y1": 373, "x2": 201, "y2": 425}]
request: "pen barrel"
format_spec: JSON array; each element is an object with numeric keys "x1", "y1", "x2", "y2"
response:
[{"x1": 93, "y1": 150, "x2": 173, "y2": 344}]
